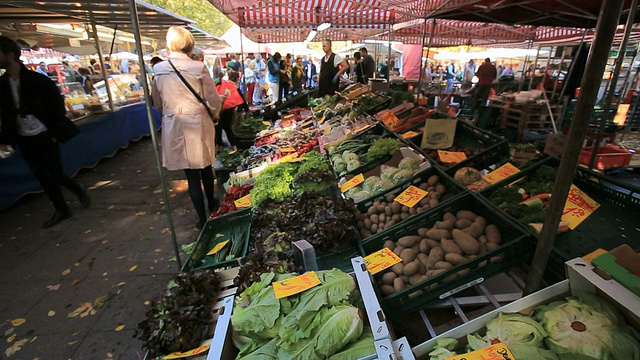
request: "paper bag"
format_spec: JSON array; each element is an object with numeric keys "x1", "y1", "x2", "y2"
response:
[{"x1": 421, "y1": 118, "x2": 457, "y2": 149}]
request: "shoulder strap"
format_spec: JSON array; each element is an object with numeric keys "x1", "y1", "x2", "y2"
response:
[{"x1": 168, "y1": 60, "x2": 213, "y2": 117}]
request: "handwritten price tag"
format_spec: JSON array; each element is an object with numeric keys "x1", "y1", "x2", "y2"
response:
[
  {"x1": 394, "y1": 186, "x2": 429, "y2": 208},
  {"x1": 206, "y1": 240, "x2": 229, "y2": 256},
  {"x1": 364, "y1": 248, "x2": 402, "y2": 275},
  {"x1": 273, "y1": 272, "x2": 321, "y2": 299},
  {"x1": 445, "y1": 343, "x2": 516, "y2": 360},
  {"x1": 234, "y1": 194, "x2": 252, "y2": 209},
  {"x1": 379, "y1": 110, "x2": 400, "y2": 128},
  {"x1": 437, "y1": 150, "x2": 467, "y2": 164},
  {"x1": 561, "y1": 184, "x2": 600, "y2": 230},
  {"x1": 400, "y1": 131, "x2": 421, "y2": 139},
  {"x1": 280, "y1": 147, "x2": 296, "y2": 153},
  {"x1": 341, "y1": 174, "x2": 364, "y2": 193},
  {"x1": 163, "y1": 344, "x2": 211, "y2": 359},
  {"x1": 483, "y1": 163, "x2": 521, "y2": 184}
]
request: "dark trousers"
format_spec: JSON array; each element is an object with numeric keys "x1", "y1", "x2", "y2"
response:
[
  {"x1": 280, "y1": 81, "x2": 290, "y2": 102},
  {"x1": 184, "y1": 165, "x2": 216, "y2": 225},
  {"x1": 18, "y1": 132, "x2": 82, "y2": 212},
  {"x1": 215, "y1": 107, "x2": 238, "y2": 148},
  {"x1": 472, "y1": 84, "x2": 493, "y2": 114}
]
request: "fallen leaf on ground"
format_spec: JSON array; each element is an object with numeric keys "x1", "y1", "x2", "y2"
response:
[
  {"x1": 74, "y1": 262, "x2": 80, "y2": 267},
  {"x1": 114, "y1": 325, "x2": 124, "y2": 331},
  {"x1": 93, "y1": 293, "x2": 111, "y2": 309},
  {"x1": 67, "y1": 303, "x2": 96, "y2": 318},
  {"x1": 5, "y1": 327, "x2": 14, "y2": 336},
  {"x1": 72, "y1": 279, "x2": 80, "y2": 285},
  {"x1": 144, "y1": 301, "x2": 150, "y2": 305},
  {"x1": 169, "y1": 256, "x2": 177, "y2": 262},
  {"x1": 5, "y1": 338, "x2": 28, "y2": 357},
  {"x1": 72, "y1": 331, "x2": 81, "y2": 336},
  {"x1": 106, "y1": 352, "x2": 114, "y2": 358},
  {"x1": 85, "y1": 230, "x2": 92, "y2": 234},
  {"x1": 116, "y1": 282, "x2": 126, "y2": 287},
  {"x1": 102, "y1": 272, "x2": 108, "y2": 277},
  {"x1": 129, "y1": 265, "x2": 137, "y2": 272},
  {"x1": 135, "y1": 212, "x2": 146, "y2": 216},
  {"x1": 30, "y1": 336, "x2": 36, "y2": 343},
  {"x1": 47, "y1": 311, "x2": 55, "y2": 317},
  {"x1": 154, "y1": 248, "x2": 162, "y2": 253},
  {"x1": 10, "y1": 318, "x2": 25, "y2": 327},
  {"x1": 67, "y1": 341, "x2": 77, "y2": 345},
  {"x1": 160, "y1": 228, "x2": 171, "y2": 234},
  {"x1": 47, "y1": 284, "x2": 61, "y2": 291},
  {"x1": 101, "y1": 239, "x2": 107, "y2": 244},
  {"x1": 7, "y1": 334, "x2": 16, "y2": 343},
  {"x1": 61, "y1": 269, "x2": 71, "y2": 276},
  {"x1": 116, "y1": 256, "x2": 125, "y2": 260}
]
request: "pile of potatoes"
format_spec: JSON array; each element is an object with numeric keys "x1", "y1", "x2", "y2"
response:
[
  {"x1": 355, "y1": 175, "x2": 447, "y2": 238},
  {"x1": 376, "y1": 209, "x2": 504, "y2": 298}
]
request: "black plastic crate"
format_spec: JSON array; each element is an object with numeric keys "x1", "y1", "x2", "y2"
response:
[{"x1": 359, "y1": 193, "x2": 534, "y2": 317}]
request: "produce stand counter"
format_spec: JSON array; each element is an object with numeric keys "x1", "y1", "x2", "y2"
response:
[{"x1": 0, "y1": 103, "x2": 161, "y2": 208}]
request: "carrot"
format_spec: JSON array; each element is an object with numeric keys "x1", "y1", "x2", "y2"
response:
[{"x1": 520, "y1": 193, "x2": 551, "y2": 205}]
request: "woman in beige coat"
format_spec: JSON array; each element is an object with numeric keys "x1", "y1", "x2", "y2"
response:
[{"x1": 152, "y1": 26, "x2": 223, "y2": 228}]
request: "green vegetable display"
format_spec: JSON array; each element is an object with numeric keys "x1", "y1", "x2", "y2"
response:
[
  {"x1": 389, "y1": 91, "x2": 416, "y2": 108},
  {"x1": 366, "y1": 138, "x2": 403, "y2": 162},
  {"x1": 233, "y1": 117, "x2": 270, "y2": 139}
]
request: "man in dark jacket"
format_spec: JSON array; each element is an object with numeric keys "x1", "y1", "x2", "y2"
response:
[
  {"x1": 0, "y1": 36, "x2": 90, "y2": 228},
  {"x1": 472, "y1": 57, "x2": 498, "y2": 115},
  {"x1": 359, "y1": 47, "x2": 375, "y2": 80}
]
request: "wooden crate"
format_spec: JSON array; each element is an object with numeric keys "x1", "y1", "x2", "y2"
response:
[{"x1": 490, "y1": 98, "x2": 563, "y2": 142}]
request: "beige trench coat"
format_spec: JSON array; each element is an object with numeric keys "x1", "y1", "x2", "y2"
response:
[{"x1": 152, "y1": 53, "x2": 222, "y2": 171}]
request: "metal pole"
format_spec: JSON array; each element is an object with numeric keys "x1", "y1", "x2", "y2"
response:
[
  {"x1": 417, "y1": 18, "x2": 429, "y2": 102},
  {"x1": 388, "y1": 24, "x2": 392, "y2": 76},
  {"x1": 518, "y1": 40, "x2": 534, "y2": 92},
  {"x1": 239, "y1": 24, "x2": 246, "y2": 98},
  {"x1": 127, "y1": 0, "x2": 182, "y2": 270},
  {"x1": 589, "y1": 0, "x2": 637, "y2": 169},
  {"x1": 559, "y1": 29, "x2": 589, "y2": 101},
  {"x1": 109, "y1": 24, "x2": 118, "y2": 60},
  {"x1": 524, "y1": 0, "x2": 625, "y2": 295},
  {"x1": 528, "y1": 46, "x2": 542, "y2": 91},
  {"x1": 619, "y1": 44, "x2": 639, "y2": 102},
  {"x1": 89, "y1": 16, "x2": 115, "y2": 112}
]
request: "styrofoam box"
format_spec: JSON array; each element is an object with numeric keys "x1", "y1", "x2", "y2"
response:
[
  {"x1": 209, "y1": 257, "x2": 401, "y2": 360},
  {"x1": 411, "y1": 257, "x2": 640, "y2": 358}
]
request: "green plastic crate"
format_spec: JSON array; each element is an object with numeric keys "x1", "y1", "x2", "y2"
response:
[
  {"x1": 181, "y1": 208, "x2": 252, "y2": 272},
  {"x1": 359, "y1": 193, "x2": 533, "y2": 318},
  {"x1": 355, "y1": 166, "x2": 468, "y2": 241}
]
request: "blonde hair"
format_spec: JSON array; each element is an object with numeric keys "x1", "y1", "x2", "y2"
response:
[{"x1": 166, "y1": 26, "x2": 194, "y2": 54}]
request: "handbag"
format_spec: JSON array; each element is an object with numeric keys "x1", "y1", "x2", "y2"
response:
[{"x1": 167, "y1": 60, "x2": 218, "y2": 124}]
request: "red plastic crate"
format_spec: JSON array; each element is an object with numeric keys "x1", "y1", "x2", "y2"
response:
[{"x1": 579, "y1": 144, "x2": 632, "y2": 169}]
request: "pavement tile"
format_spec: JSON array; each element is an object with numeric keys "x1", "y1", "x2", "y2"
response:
[
  {"x1": 71, "y1": 329, "x2": 147, "y2": 360},
  {"x1": 0, "y1": 333, "x2": 77, "y2": 360},
  {"x1": 0, "y1": 279, "x2": 49, "y2": 318}
]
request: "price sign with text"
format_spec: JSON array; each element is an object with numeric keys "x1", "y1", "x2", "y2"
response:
[
  {"x1": 379, "y1": 110, "x2": 399, "y2": 128},
  {"x1": 234, "y1": 194, "x2": 252, "y2": 209},
  {"x1": 163, "y1": 344, "x2": 211, "y2": 359},
  {"x1": 394, "y1": 186, "x2": 429, "y2": 208},
  {"x1": 364, "y1": 248, "x2": 402, "y2": 275},
  {"x1": 437, "y1": 150, "x2": 467, "y2": 164},
  {"x1": 273, "y1": 272, "x2": 321, "y2": 299},
  {"x1": 206, "y1": 240, "x2": 229, "y2": 256},
  {"x1": 561, "y1": 184, "x2": 600, "y2": 230},
  {"x1": 340, "y1": 174, "x2": 364, "y2": 193},
  {"x1": 445, "y1": 343, "x2": 516, "y2": 360},
  {"x1": 483, "y1": 163, "x2": 521, "y2": 184}
]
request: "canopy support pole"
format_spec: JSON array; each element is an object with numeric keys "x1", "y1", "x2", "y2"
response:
[
  {"x1": 239, "y1": 25, "x2": 246, "y2": 100},
  {"x1": 388, "y1": 24, "x2": 392, "y2": 76},
  {"x1": 127, "y1": 0, "x2": 181, "y2": 270},
  {"x1": 418, "y1": 19, "x2": 436, "y2": 103},
  {"x1": 89, "y1": 16, "x2": 115, "y2": 112},
  {"x1": 524, "y1": 0, "x2": 624, "y2": 295},
  {"x1": 528, "y1": 46, "x2": 541, "y2": 91},
  {"x1": 416, "y1": 18, "x2": 428, "y2": 102},
  {"x1": 109, "y1": 25, "x2": 118, "y2": 61},
  {"x1": 518, "y1": 39, "x2": 534, "y2": 92},
  {"x1": 590, "y1": 0, "x2": 637, "y2": 169}
]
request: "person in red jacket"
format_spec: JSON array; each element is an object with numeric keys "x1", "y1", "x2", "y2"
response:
[
  {"x1": 472, "y1": 58, "x2": 497, "y2": 115},
  {"x1": 216, "y1": 70, "x2": 247, "y2": 151}
]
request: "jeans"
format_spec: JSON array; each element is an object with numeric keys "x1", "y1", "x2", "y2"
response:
[
  {"x1": 269, "y1": 82, "x2": 279, "y2": 104},
  {"x1": 445, "y1": 79, "x2": 454, "y2": 92}
]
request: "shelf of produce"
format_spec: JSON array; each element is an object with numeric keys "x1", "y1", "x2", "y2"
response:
[
  {"x1": 211, "y1": 259, "x2": 400, "y2": 359},
  {"x1": 359, "y1": 193, "x2": 534, "y2": 318},
  {"x1": 181, "y1": 209, "x2": 252, "y2": 272},
  {"x1": 411, "y1": 257, "x2": 640, "y2": 358}
]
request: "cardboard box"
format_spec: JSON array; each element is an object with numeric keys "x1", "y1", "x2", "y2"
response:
[
  {"x1": 592, "y1": 244, "x2": 640, "y2": 296},
  {"x1": 544, "y1": 133, "x2": 567, "y2": 157}
]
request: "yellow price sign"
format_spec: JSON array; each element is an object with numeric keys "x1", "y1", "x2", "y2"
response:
[
  {"x1": 273, "y1": 272, "x2": 321, "y2": 299},
  {"x1": 206, "y1": 240, "x2": 229, "y2": 256},
  {"x1": 363, "y1": 248, "x2": 402, "y2": 275},
  {"x1": 262, "y1": 121, "x2": 272, "y2": 126},
  {"x1": 234, "y1": 194, "x2": 252, "y2": 209},
  {"x1": 394, "y1": 186, "x2": 429, "y2": 208},
  {"x1": 378, "y1": 110, "x2": 399, "y2": 128},
  {"x1": 437, "y1": 150, "x2": 467, "y2": 164},
  {"x1": 340, "y1": 174, "x2": 364, "y2": 193},
  {"x1": 561, "y1": 184, "x2": 600, "y2": 230},
  {"x1": 483, "y1": 163, "x2": 521, "y2": 184},
  {"x1": 400, "y1": 131, "x2": 421, "y2": 139},
  {"x1": 445, "y1": 343, "x2": 516, "y2": 360},
  {"x1": 163, "y1": 344, "x2": 211, "y2": 359},
  {"x1": 280, "y1": 147, "x2": 296, "y2": 153}
]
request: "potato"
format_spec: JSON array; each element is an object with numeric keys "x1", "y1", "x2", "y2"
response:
[
  {"x1": 485, "y1": 224, "x2": 502, "y2": 244},
  {"x1": 417, "y1": 228, "x2": 429, "y2": 237},
  {"x1": 370, "y1": 214, "x2": 379, "y2": 224},
  {"x1": 403, "y1": 261, "x2": 420, "y2": 276},
  {"x1": 427, "y1": 175, "x2": 439, "y2": 186},
  {"x1": 360, "y1": 230, "x2": 373, "y2": 238},
  {"x1": 454, "y1": 219, "x2": 473, "y2": 229},
  {"x1": 409, "y1": 207, "x2": 417, "y2": 215},
  {"x1": 393, "y1": 245, "x2": 405, "y2": 256},
  {"x1": 400, "y1": 248, "x2": 417, "y2": 263},
  {"x1": 419, "y1": 182, "x2": 429, "y2": 190},
  {"x1": 417, "y1": 253, "x2": 430, "y2": 267},
  {"x1": 364, "y1": 218, "x2": 372, "y2": 229},
  {"x1": 397, "y1": 235, "x2": 421, "y2": 247},
  {"x1": 430, "y1": 192, "x2": 441, "y2": 200},
  {"x1": 373, "y1": 200, "x2": 382, "y2": 208},
  {"x1": 376, "y1": 204, "x2": 386, "y2": 212},
  {"x1": 445, "y1": 253, "x2": 467, "y2": 265},
  {"x1": 390, "y1": 202, "x2": 402, "y2": 214},
  {"x1": 434, "y1": 219, "x2": 454, "y2": 230},
  {"x1": 474, "y1": 216, "x2": 487, "y2": 229},
  {"x1": 376, "y1": 227, "x2": 384, "y2": 234},
  {"x1": 357, "y1": 220, "x2": 365, "y2": 229},
  {"x1": 435, "y1": 261, "x2": 454, "y2": 270},
  {"x1": 431, "y1": 268, "x2": 447, "y2": 277},
  {"x1": 426, "y1": 228, "x2": 450, "y2": 241},
  {"x1": 463, "y1": 222, "x2": 485, "y2": 238},
  {"x1": 419, "y1": 239, "x2": 430, "y2": 254},
  {"x1": 391, "y1": 214, "x2": 400, "y2": 222},
  {"x1": 408, "y1": 290, "x2": 424, "y2": 298},
  {"x1": 452, "y1": 229, "x2": 481, "y2": 255},
  {"x1": 457, "y1": 268, "x2": 470, "y2": 277},
  {"x1": 435, "y1": 184, "x2": 446, "y2": 194},
  {"x1": 411, "y1": 243, "x2": 421, "y2": 254},
  {"x1": 399, "y1": 275, "x2": 409, "y2": 283},
  {"x1": 355, "y1": 212, "x2": 365, "y2": 221},
  {"x1": 408, "y1": 273, "x2": 425, "y2": 285},
  {"x1": 427, "y1": 186, "x2": 435, "y2": 192},
  {"x1": 456, "y1": 210, "x2": 477, "y2": 221},
  {"x1": 371, "y1": 223, "x2": 379, "y2": 233},
  {"x1": 426, "y1": 239, "x2": 441, "y2": 249},
  {"x1": 391, "y1": 263, "x2": 404, "y2": 275},
  {"x1": 384, "y1": 221, "x2": 396, "y2": 230},
  {"x1": 382, "y1": 272, "x2": 397, "y2": 285},
  {"x1": 416, "y1": 207, "x2": 425, "y2": 214},
  {"x1": 478, "y1": 235, "x2": 488, "y2": 244},
  {"x1": 479, "y1": 243, "x2": 487, "y2": 255},
  {"x1": 383, "y1": 240, "x2": 396, "y2": 250},
  {"x1": 486, "y1": 242, "x2": 500, "y2": 251},
  {"x1": 441, "y1": 238, "x2": 463, "y2": 255},
  {"x1": 443, "y1": 212, "x2": 457, "y2": 222},
  {"x1": 367, "y1": 206, "x2": 377, "y2": 216},
  {"x1": 380, "y1": 284, "x2": 395, "y2": 296},
  {"x1": 385, "y1": 206, "x2": 393, "y2": 216},
  {"x1": 426, "y1": 247, "x2": 445, "y2": 269},
  {"x1": 400, "y1": 213, "x2": 410, "y2": 220},
  {"x1": 393, "y1": 278, "x2": 406, "y2": 292},
  {"x1": 386, "y1": 193, "x2": 396, "y2": 203},
  {"x1": 402, "y1": 205, "x2": 410, "y2": 213},
  {"x1": 429, "y1": 199, "x2": 440, "y2": 208},
  {"x1": 379, "y1": 214, "x2": 386, "y2": 223}
]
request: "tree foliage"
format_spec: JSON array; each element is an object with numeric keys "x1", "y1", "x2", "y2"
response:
[{"x1": 147, "y1": 0, "x2": 233, "y2": 36}]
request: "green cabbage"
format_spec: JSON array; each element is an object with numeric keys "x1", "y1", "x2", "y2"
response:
[
  {"x1": 381, "y1": 179, "x2": 395, "y2": 191},
  {"x1": 533, "y1": 291, "x2": 640, "y2": 360},
  {"x1": 352, "y1": 190, "x2": 372, "y2": 201},
  {"x1": 328, "y1": 331, "x2": 375, "y2": 360},
  {"x1": 429, "y1": 348, "x2": 457, "y2": 360},
  {"x1": 380, "y1": 166, "x2": 400, "y2": 181},
  {"x1": 392, "y1": 169, "x2": 415, "y2": 185},
  {"x1": 362, "y1": 176, "x2": 383, "y2": 193},
  {"x1": 398, "y1": 156, "x2": 421, "y2": 171}
]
